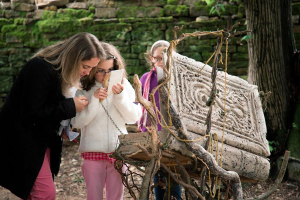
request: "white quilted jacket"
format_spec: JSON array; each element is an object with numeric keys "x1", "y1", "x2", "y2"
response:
[{"x1": 71, "y1": 79, "x2": 142, "y2": 153}]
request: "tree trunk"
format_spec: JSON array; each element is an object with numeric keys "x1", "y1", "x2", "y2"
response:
[{"x1": 245, "y1": 0, "x2": 292, "y2": 145}]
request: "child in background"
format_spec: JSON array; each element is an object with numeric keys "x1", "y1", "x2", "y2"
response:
[
  {"x1": 71, "y1": 42, "x2": 142, "y2": 200},
  {"x1": 137, "y1": 40, "x2": 182, "y2": 200}
]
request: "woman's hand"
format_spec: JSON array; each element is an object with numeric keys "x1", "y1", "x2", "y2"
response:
[
  {"x1": 112, "y1": 83, "x2": 124, "y2": 94},
  {"x1": 61, "y1": 129, "x2": 69, "y2": 140},
  {"x1": 94, "y1": 87, "x2": 107, "y2": 101},
  {"x1": 73, "y1": 96, "x2": 88, "y2": 112}
]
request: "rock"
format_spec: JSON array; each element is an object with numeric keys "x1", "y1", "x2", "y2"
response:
[
  {"x1": 95, "y1": 8, "x2": 116, "y2": 18},
  {"x1": 66, "y1": 2, "x2": 88, "y2": 9},
  {"x1": 44, "y1": 6, "x2": 57, "y2": 11},
  {"x1": 196, "y1": 16, "x2": 209, "y2": 22},
  {"x1": 0, "y1": 2, "x2": 12, "y2": 9},
  {"x1": 33, "y1": 9, "x2": 46, "y2": 19},
  {"x1": 14, "y1": 3, "x2": 35, "y2": 11},
  {"x1": 292, "y1": 15, "x2": 299, "y2": 24},
  {"x1": 287, "y1": 161, "x2": 300, "y2": 183},
  {"x1": 36, "y1": 0, "x2": 69, "y2": 7}
]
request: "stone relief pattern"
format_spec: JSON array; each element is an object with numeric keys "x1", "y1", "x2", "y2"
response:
[{"x1": 167, "y1": 52, "x2": 269, "y2": 156}]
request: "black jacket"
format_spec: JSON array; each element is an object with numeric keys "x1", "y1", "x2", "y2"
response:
[{"x1": 0, "y1": 57, "x2": 76, "y2": 199}]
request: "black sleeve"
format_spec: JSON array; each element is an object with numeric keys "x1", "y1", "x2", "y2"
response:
[{"x1": 21, "y1": 58, "x2": 76, "y2": 123}]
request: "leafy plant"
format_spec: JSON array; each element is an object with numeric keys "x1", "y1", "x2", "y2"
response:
[{"x1": 269, "y1": 140, "x2": 279, "y2": 153}]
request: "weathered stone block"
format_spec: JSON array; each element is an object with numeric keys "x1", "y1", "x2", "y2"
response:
[
  {"x1": 13, "y1": 3, "x2": 35, "y2": 12},
  {"x1": 4, "y1": 10, "x2": 22, "y2": 18},
  {"x1": 36, "y1": 0, "x2": 69, "y2": 7},
  {"x1": 87, "y1": 0, "x2": 115, "y2": 8},
  {"x1": 141, "y1": 0, "x2": 166, "y2": 7},
  {"x1": 115, "y1": 0, "x2": 140, "y2": 7},
  {"x1": 95, "y1": 8, "x2": 116, "y2": 18},
  {"x1": 116, "y1": 6, "x2": 163, "y2": 18},
  {"x1": 66, "y1": 2, "x2": 88, "y2": 9},
  {"x1": 183, "y1": 0, "x2": 201, "y2": 6}
]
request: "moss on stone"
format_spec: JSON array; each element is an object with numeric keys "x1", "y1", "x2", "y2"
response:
[
  {"x1": 41, "y1": 10, "x2": 56, "y2": 20},
  {"x1": 36, "y1": 19, "x2": 60, "y2": 33},
  {"x1": 78, "y1": 17, "x2": 93, "y2": 27},
  {"x1": 1, "y1": 24, "x2": 17, "y2": 34},
  {"x1": 167, "y1": 0, "x2": 180, "y2": 5},
  {"x1": 116, "y1": 6, "x2": 139, "y2": 18},
  {"x1": 0, "y1": 18, "x2": 9, "y2": 27},
  {"x1": 164, "y1": 5, "x2": 189, "y2": 17},
  {"x1": 14, "y1": 18, "x2": 27, "y2": 25},
  {"x1": 56, "y1": 8, "x2": 92, "y2": 19},
  {"x1": 88, "y1": 6, "x2": 95, "y2": 13}
]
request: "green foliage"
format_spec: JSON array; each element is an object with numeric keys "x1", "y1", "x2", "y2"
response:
[
  {"x1": 269, "y1": 140, "x2": 279, "y2": 153},
  {"x1": 209, "y1": 4, "x2": 225, "y2": 16},
  {"x1": 241, "y1": 35, "x2": 252, "y2": 41}
]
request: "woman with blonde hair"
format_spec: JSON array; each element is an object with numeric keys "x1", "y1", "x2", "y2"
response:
[{"x1": 0, "y1": 32, "x2": 106, "y2": 200}]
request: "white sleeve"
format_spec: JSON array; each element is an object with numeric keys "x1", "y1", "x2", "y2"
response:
[
  {"x1": 71, "y1": 89, "x2": 101, "y2": 128},
  {"x1": 113, "y1": 78, "x2": 142, "y2": 124}
]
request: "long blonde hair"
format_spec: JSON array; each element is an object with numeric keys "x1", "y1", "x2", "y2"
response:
[
  {"x1": 81, "y1": 42, "x2": 127, "y2": 91},
  {"x1": 33, "y1": 32, "x2": 106, "y2": 95}
]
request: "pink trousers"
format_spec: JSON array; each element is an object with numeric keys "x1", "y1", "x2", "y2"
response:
[
  {"x1": 82, "y1": 159, "x2": 125, "y2": 200},
  {"x1": 23, "y1": 148, "x2": 56, "y2": 200}
]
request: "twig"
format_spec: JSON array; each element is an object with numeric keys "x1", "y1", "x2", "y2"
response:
[
  {"x1": 160, "y1": 163, "x2": 205, "y2": 200},
  {"x1": 245, "y1": 150, "x2": 290, "y2": 200}
]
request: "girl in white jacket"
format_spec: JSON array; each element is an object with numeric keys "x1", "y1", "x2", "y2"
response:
[{"x1": 71, "y1": 42, "x2": 142, "y2": 200}]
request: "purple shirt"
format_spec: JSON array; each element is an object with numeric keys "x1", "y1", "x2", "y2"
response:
[{"x1": 139, "y1": 71, "x2": 162, "y2": 132}]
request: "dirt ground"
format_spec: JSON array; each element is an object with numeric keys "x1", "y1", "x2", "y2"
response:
[{"x1": 1, "y1": 142, "x2": 299, "y2": 200}]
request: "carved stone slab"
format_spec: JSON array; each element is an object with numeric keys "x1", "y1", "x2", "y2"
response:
[{"x1": 162, "y1": 52, "x2": 270, "y2": 181}]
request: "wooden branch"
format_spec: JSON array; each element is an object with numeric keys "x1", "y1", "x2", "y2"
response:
[
  {"x1": 135, "y1": 143, "x2": 159, "y2": 158},
  {"x1": 159, "y1": 84, "x2": 243, "y2": 200},
  {"x1": 245, "y1": 150, "x2": 290, "y2": 200},
  {"x1": 133, "y1": 74, "x2": 157, "y2": 130},
  {"x1": 160, "y1": 163, "x2": 205, "y2": 200},
  {"x1": 116, "y1": 164, "x2": 137, "y2": 200},
  {"x1": 140, "y1": 157, "x2": 156, "y2": 200}
]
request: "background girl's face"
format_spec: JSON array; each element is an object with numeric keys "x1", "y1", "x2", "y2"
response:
[
  {"x1": 79, "y1": 57, "x2": 100, "y2": 78},
  {"x1": 150, "y1": 46, "x2": 167, "y2": 68},
  {"x1": 94, "y1": 59, "x2": 114, "y2": 83}
]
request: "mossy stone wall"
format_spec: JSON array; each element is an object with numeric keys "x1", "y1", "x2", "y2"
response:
[{"x1": 1, "y1": 0, "x2": 300, "y2": 109}]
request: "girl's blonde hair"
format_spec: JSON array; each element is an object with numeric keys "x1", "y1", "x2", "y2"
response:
[
  {"x1": 145, "y1": 40, "x2": 170, "y2": 69},
  {"x1": 81, "y1": 42, "x2": 127, "y2": 91},
  {"x1": 33, "y1": 32, "x2": 106, "y2": 95}
]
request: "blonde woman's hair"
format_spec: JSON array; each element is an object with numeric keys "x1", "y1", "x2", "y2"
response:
[
  {"x1": 145, "y1": 40, "x2": 170, "y2": 69},
  {"x1": 33, "y1": 32, "x2": 106, "y2": 95},
  {"x1": 81, "y1": 42, "x2": 127, "y2": 91}
]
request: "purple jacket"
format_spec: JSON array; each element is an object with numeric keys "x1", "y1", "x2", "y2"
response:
[{"x1": 139, "y1": 71, "x2": 162, "y2": 132}]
